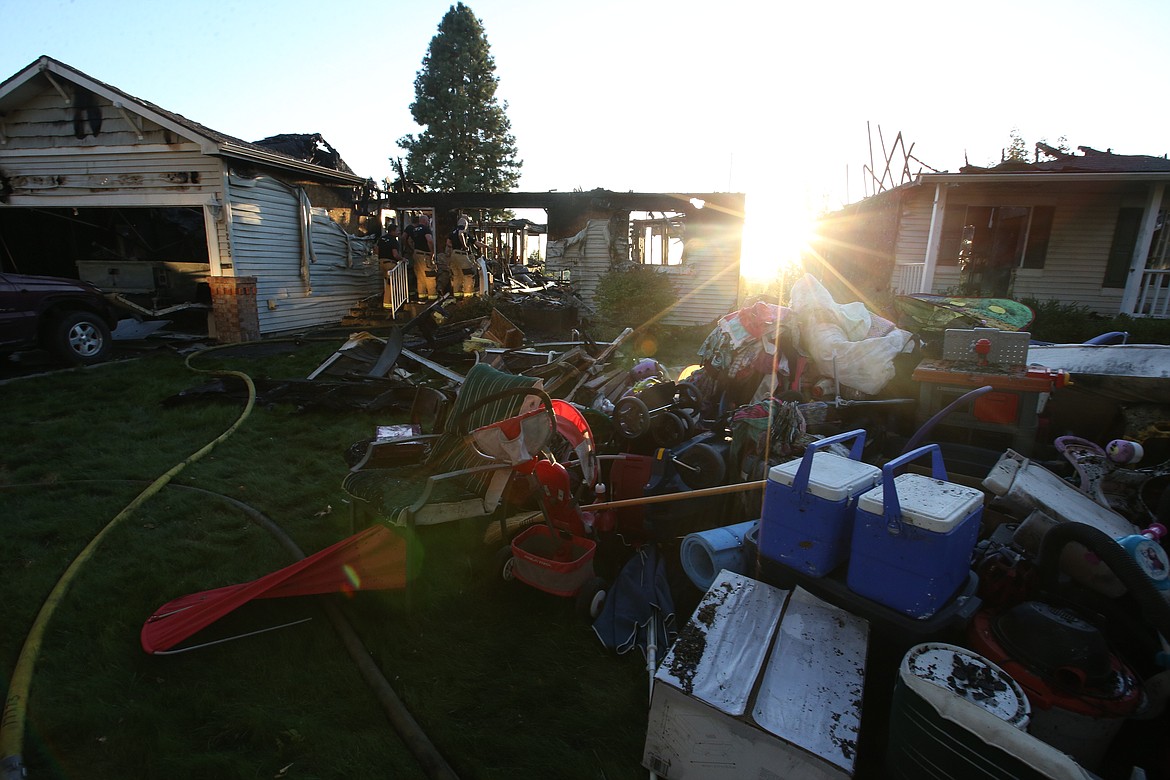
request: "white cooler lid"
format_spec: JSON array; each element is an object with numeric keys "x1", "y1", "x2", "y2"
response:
[
  {"x1": 857, "y1": 473, "x2": 983, "y2": 532},
  {"x1": 768, "y1": 451, "x2": 881, "y2": 502}
]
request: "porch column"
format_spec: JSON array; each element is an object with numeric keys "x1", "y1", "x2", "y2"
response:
[
  {"x1": 921, "y1": 182, "x2": 947, "y2": 294},
  {"x1": 1120, "y1": 182, "x2": 1165, "y2": 315},
  {"x1": 203, "y1": 200, "x2": 225, "y2": 276}
]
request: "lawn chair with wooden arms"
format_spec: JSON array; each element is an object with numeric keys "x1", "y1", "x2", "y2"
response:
[{"x1": 343, "y1": 363, "x2": 596, "y2": 531}]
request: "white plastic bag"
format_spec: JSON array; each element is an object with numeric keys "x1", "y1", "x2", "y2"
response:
[{"x1": 789, "y1": 274, "x2": 912, "y2": 395}]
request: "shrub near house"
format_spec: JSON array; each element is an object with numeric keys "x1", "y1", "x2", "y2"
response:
[{"x1": 593, "y1": 266, "x2": 678, "y2": 338}]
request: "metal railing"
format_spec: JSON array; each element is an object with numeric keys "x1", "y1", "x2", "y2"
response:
[
  {"x1": 1136, "y1": 268, "x2": 1170, "y2": 318},
  {"x1": 892, "y1": 263, "x2": 926, "y2": 295}
]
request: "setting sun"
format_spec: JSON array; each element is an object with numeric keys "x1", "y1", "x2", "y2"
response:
[{"x1": 740, "y1": 190, "x2": 820, "y2": 282}]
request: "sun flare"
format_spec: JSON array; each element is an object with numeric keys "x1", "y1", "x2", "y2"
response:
[{"x1": 740, "y1": 191, "x2": 820, "y2": 283}]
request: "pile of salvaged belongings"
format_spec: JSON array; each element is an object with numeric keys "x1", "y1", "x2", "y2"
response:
[
  {"x1": 688, "y1": 274, "x2": 916, "y2": 419},
  {"x1": 311, "y1": 282, "x2": 1170, "y2": 779},
  {"x1": 690, "y1": 299, "x2": 794, "y2": 413},
  {"x1": 471, "y1": 323, "x2": 635, "y2": 406}
]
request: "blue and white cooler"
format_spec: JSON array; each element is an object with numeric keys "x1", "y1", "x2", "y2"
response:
[
  {"x1": 759, "y1": 429, "x2": 881, "y2": 577},
  {"x1": 846, "y1": 444, "x2": 984, "y2": 618}
]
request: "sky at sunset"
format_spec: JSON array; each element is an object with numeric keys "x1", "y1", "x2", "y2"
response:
[{"x1": 5, "y1": 0, "x2": 1167, "y2": 276}]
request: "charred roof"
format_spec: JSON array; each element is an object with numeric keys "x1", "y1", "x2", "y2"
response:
[{"x1": 961, "y1": 145, "x2": 1170, "y2": 175}]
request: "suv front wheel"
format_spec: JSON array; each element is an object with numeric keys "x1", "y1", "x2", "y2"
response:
[{"x1": 51, "y1": 311, "x2": 112, "y2": 365}]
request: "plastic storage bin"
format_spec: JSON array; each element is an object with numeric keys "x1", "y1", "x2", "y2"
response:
[
  {"x1": 759, "y1": 429, "x2": 881, "y2": 576},
  {"x1": 846, "y1": 445, "x2": 984, "y2": 618}
]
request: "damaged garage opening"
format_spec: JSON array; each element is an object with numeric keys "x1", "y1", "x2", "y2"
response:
[{"x1": 0, "y1": 206, "x2": 213, "y2": 327}]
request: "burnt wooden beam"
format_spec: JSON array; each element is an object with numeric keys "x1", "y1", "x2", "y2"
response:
[{"x1": 379, "y1": 190, "x2": 745, "y2": 221}]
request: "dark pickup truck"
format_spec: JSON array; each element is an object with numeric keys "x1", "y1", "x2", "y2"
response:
[{"x1": 0, "y1": 272, "x2": 121, "y2": 365}]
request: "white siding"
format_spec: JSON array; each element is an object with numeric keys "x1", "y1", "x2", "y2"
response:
[
  {"x1": 546, "y1": 219, "x2": 739, "y2": 328},
  {"x1": 227, "y1": 173, "x2": 379, "y2": 335},
  {"x1": 894, "y1": 183, "x2": 1156, "y2": 315},
  {"x1": 1, "y1": 147, "x2": 221, "y2": 206},
  {"x1": 2, "y1": 82, "x2": 184, "y2": 149},
  {"x1": 546, "y1": 219, "x2": 615, "y2": 305},
  {"x1": 1012, "y1": 197, "x2": 1124, "y2": 313},
  {"x1": 893, "y1": 196, "x2": 943, "y2": 292},
  {"x1": 661, "y1": 236, "x2": 740, "y2": 326},
  {"x1": 893, "y1": 197, "x2": 931, "y2": 265},
  {"x1": 0, "y1": 78, "x2": 219, "y2": 207}
]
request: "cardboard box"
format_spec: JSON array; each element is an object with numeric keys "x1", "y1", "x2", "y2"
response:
[{"x1": 643, "y1": 571, "x2": 868, "y2": 779}]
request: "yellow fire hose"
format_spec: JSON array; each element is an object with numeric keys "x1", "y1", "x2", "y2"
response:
[{"x1": 0, "y1": 349, "x2": 256, "y2": 779}]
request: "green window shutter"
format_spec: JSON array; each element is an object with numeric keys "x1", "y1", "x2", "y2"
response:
[
  {"x1": 1022, "y1": 206, "x2": 1055, "y2": 269},
  {"x1": 1103, "y1": 207, "x2": 1143, "y2": 288}
]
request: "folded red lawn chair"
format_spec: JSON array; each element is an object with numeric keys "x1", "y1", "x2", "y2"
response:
[{"x1": 141, "y1": 525, "x2": 407, "y2": 654}]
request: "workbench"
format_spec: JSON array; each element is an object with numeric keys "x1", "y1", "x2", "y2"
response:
[{"x1": 912, "y1": 358, "x2": 1060, "y2": 455}]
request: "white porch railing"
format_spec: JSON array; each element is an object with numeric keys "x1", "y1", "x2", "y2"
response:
[
  {"x1": 384, "y1": 260, "x2": 410, "y2": 316},
  {"x1": 892, "y1": 262, "x2": 926, "y2": 295},
  {"x1": 1136, "y1": 269, "x2": 1170, "y2": 318}
]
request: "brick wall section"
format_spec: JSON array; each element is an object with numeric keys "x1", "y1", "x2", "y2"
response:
[{"x1": 208, "y1": 276, "x2": 260, "y2": 343}]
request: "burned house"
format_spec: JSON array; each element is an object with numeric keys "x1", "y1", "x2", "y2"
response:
[
  {"x1": 382, "y1": 189, "x2": 745, "y2": 327},
  {"x1": 0, "y1": 56, "x2": 380, "y2": 341}
]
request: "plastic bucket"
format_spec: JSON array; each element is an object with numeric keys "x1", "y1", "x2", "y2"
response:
[{"x1": 680, "y1": 520, "x2": 758, "y2": 591}]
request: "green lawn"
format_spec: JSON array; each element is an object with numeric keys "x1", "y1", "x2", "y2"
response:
[{"x1": 1, "y1": 341, "x2": 661, "y2": 780}]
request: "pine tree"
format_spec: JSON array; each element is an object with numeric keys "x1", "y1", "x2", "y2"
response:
[
  {"x1": 398, "y1": 3, "x2": 522, "y2": 192},
  {"x1": 1004, "y1": 128, "x2": 1029, "y2": 162}
]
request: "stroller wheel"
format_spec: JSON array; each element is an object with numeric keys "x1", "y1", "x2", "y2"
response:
[
  {"x1": 344, "y1": 438, "x2": 374, "y2": 468},
  {"x1": 493, "y1": 545, "x2": 518, "y2": 585},
  {"x1": 651, "y1": 411, "x2": 688, "y2": 447},
  {"x1": 675, "y1": 442, "x2": 726, "y2": 490},
  {"x1": 614, "y1": 396, "x2": 651, "y2": 438},
  {"x1": 576, "y1": 576, "x2": 607, "y2": 620}
]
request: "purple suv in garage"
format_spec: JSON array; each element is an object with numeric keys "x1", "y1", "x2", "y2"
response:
[{"x1": 0, "y1": 272, "x2": 120, "y2": 365}]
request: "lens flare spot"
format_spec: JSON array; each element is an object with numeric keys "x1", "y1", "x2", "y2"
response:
[{"x1": 343, "y1": 564, "x2": 361, "y2": 590}]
